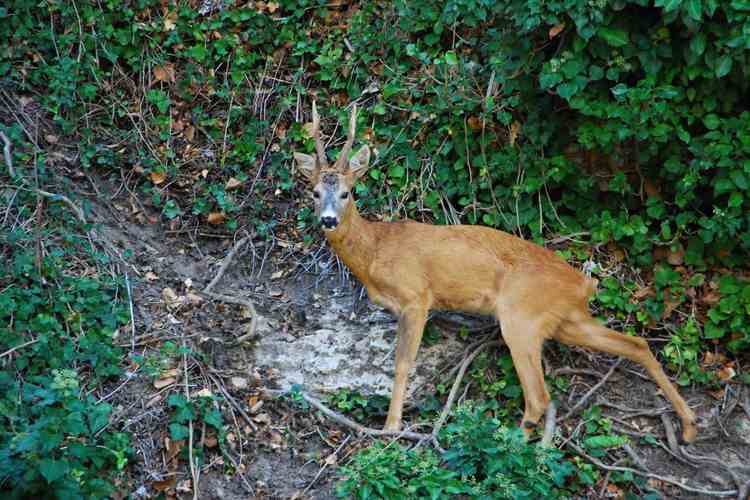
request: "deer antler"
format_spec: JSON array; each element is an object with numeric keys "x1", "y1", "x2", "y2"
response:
[
  {"x1": 334, "y1": 104, "x2": 357, "y2": 171},
  {"x1": 311, "y1": 101, "x2": 328, "y2": 168}
]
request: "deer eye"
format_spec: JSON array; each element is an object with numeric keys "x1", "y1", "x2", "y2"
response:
[
  {"x1": 340, "y1": 192, "x2": 349, "y2": 200},
  {"x1": 312, "y1": 191, "x2": 320, "y2": 199}
]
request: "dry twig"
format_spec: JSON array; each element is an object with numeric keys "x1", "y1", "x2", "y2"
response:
[
  {"x1": 181, "y1": 335, "x2": 199, "y2": 500},
  {"x1": 267, "y1": 389, "x2": 431, "y2": 442},
  {"x1": 660, "y1": 413, "x2": 680, "y2": 455},
  {"x1": 0, "y1": 338, "x2": 39, "y2": 359},
  {"x1": 201, "y1": 234, "x2": 259, "y2": 345},
  {"x1": 432, "y1": 340, "x2": 503, "y2": 439},
  {"x1": 565, "y1": 440, "x2": 737, "y2": 497},
  {"x1": 200, "y1": 291, "x2": 258, "y2": 344},
  {"x1": 0, "y1": 131, "x2": 15, "y2": 177},
  {"x1": 561, "y1": 358, "x2": 623, "y2": 421},
  {"x1": 302, "y1": 434, "x2": 352, "y2": 496},
  {"x1": 540, "y1": 401, "x2": 557, "y2": 447},
  {"x1": 203, "y1": 234, "x2": 252, "y2": 293}
]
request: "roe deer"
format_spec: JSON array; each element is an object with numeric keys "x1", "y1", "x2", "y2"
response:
[{"x1": 293, "y1": 102, "x2": 697, "y2": 443}]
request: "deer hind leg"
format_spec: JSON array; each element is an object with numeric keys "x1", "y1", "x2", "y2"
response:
[
  {"x1": 556, "y1": 317, "x2": 697, "y2": 443},
  {"x1": 498, "y1": 313, "x2": 557, "y2": 439},
  {"x1": 383, "y1": 302, "x2": 429, "y2": 432}
]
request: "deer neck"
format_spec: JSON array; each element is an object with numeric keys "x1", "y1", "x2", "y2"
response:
[{"x1": 324, "y1": 202, "x2": 375, "y2": 284}]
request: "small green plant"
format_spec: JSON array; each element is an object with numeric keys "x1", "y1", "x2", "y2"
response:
[
  {"x1": 467, "y1": 351, "x2": 524, "y2": 422},
  {"x1": 167, "y1": 392, "x2": 224, "y2": 443},
  {"x1": 326, "y1": 389, "x2": 390, "y2": 422},
  {"x1": 335, "y1": 441, "x2": 467, "y2": 499},
  {"x1": 580, "y1": 405, "x2": 628, "y2": 457},
  {"x1": 703, "y1": 275, "x2": 750, "y2": 352}
]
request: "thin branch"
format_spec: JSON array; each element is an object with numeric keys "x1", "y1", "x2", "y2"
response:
[
  {"x1": 203, "y1": 235, "x2": 252, "y2": 293},
  {"x1": 181, "y1": 334, "x2": 199, "y2": 500},
  {"x1": 267, "y1": 389, "x2": 430, "y2": 442},
  {"x1": 540, "y1": 401, "x2": 557, "y2": 447},
  {"x1": 0, "y1": 131, "x2": 15, "y2": 177},
  {"x1": 208, "y1": 373, "x2": 258, "y2": 433},
  {"x1": 660, "y1": 413, "x2": 680, "y2": 455},
  {"x1": 561, "y1": 358, "x2": 622, "y2": 421},
  {"x1": 125, "y1": 271, "x2": 136, "y2": 353},
  {"x1": 432, "y1": 340, "x2": 503, "y2": 439},
  {"x1": 302, "y1": 434, "x2": 352, "y2": 496},
  {"x1": 200, "y1": 291, "x2": 258, "y2": 344},
  {"x1": 201, "y1": 234, "x2": 258, "y2": 344},
  {"x1": 0, "y1": 132, "x2": 87, "y2": 224},
  {"x1": 0, "y1": 338, "x2": 39, "y2": 358},
  {"x1": 565, "y1": 440, "x2": 737, "y2": 497}
]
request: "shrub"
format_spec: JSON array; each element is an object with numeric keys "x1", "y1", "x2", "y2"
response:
[{"x1": 337, "y1": 403, "x2": 585, "y2": 499}]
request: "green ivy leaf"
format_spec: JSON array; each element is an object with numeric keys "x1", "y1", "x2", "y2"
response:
[
  {"x1": 598, "y1": 27, "x2": 629, "y2": 47},
  {"x1": 715, "y1": 56, "x2": 733, "y2": 77},
  {"x1": 704, "y1": 322, "x2": 725, "y2": 339},
  {"x1": 656, "y1": 0, "x2": 683, "y2": 12},
  {"x1": 728, "y1": 191, "x2": 743, "y2": 208},
  {"x1": 539, "y1": 72, "x2": 562, "y2": 89},
  {"x1": 169, "y1": 423, "x2": 190, "y2": 440},
  {"x1": 39, "y1": 459, "x2": 68, "y2": 483},
  {"x1": 731, "y1": 170, "x2": 748, "y2": 189},
  {"x1": 689, "y1": 33, "x2": 706, "y2": 56},
  {"x1": 610, "y1": 83, "x2": 628, "y2": 98},
  {"x1": 388, "y1": 165, "x2": 405, "y2": 179},
  {"x1": 444, "y1": 51, "x2": 458, "y2": 65},
  {"x1": 686, "y1": 0, "x2": 703, "y2": 20},
  {"x1": 584, "y1": 435, "x2": 627, "y2": 449},
  {"x1": 703, "y1": 114, "x2": 721, "y2": 130}
]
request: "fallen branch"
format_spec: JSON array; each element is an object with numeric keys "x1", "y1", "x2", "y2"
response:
[
  {"x1": 0, "y1": 131, "x2": 15, "y2": 177},
  {"x1": 540, "y1": 401, "x2": 557, "y2": 447},
  {"x1": 267, "y1": 389, "x2": 431, "y2": 442},
  {"x1": 431, "y1": 340, "x2": 503, "y2": 439},
  {"x1": 203, "y1": 235, "x2": 252, "y2": 293},
  {"x1": 208, "y1": 373, "x2": 258, "y2": 433},
  {"x1": 561, "y1": 358, "x2": 622, "y2": 421},
  {"x1": 679, "y1": 447, "x2": 750, "y2": 499},
  {"x1": 0, "y1": 338, "x2": 39, "y2": 359},
  {"x1": 565, "y1": 440, "x2": 737, "y2": 497},
  {"x1": 302, "y1": 434, "x2": 352, "y2": 496},
  {"x1": 622, "y1": 443, "x2": 648, "y2": 471},
  {"x1": 1, "y1": 132, "x2": 87, "y2": 224},
  {"x1": 660, "y1": 413, "x2": 680, "y2": 455},
  {"x1": 200, "y1": 291, "x2": 258, "y2": 344},
  {"x1": 201, "y1": 234, "x2": 258, "y2": 345},
  {"x1": 738, "y1": 480, "x2": 750, "y2": 500}
]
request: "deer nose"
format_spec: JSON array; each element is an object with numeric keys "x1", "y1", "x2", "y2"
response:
[{"x1": 321, "y1": 216, "x2": 338, "y2": 229}]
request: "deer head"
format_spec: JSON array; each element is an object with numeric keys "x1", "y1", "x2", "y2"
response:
[{"x1": 293, "y1": 102, "x2": 371, "y2": 231}]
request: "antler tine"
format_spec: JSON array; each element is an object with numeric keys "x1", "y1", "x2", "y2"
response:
[
  {"x1": 311, "y1": 101, "x2": 328, "y2": 167},
  {"x1": 334, "y1": 104, "x2": 357, "y2": 170}
]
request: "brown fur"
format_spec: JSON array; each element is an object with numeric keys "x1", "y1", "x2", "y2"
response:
[{"x1": 294, "y1": 104, "x2": 697, "y2": 443}]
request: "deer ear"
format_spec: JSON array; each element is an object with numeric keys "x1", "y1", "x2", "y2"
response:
[
  {"x1": 293, "y1": 152, "x2": 317, "y2": 180},
  {"x1": 348, "y1": 145, "x2": 371, "y2": 179}
]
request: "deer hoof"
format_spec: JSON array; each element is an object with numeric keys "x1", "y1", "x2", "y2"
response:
[
  {"x1": 383, "y1": 419, "x2": 401, "y2": 432},
  {"x1": 680, "y1": 422, "x2": 698, "y2": 444}
]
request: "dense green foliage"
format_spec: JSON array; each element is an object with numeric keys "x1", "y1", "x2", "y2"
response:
[
  {"x1": 336, "y1": 402, "x2": 645, "y2": 499},
  {"x1": 0, "y1": 189, "x2": 131, "y2": 496}
]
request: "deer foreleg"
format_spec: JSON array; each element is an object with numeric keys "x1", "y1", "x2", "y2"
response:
[{"x1": 384, "y1": 304, "x2": 428, "y2": 432}]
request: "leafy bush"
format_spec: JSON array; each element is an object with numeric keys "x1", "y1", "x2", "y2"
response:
[
  {"x1": 337, "y1": 403, "x2": 588, "y2": 499},
  {"x1": 0, "y1": 240, "x2": 131, "y2": 497}
]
